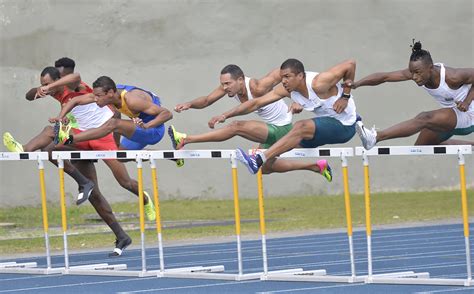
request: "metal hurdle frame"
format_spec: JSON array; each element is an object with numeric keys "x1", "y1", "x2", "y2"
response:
[
  {"x1": 52, "y1": 150, "x2": 153, "y2": 277},
  {"x1": 0, "y1": 152, "x2": 64, "y2": 274},
  {"x1": 52, "y1": 150, "x2": 223, "y2": 277},
  {"x1": 257, "y1": 147, "x2": 367, "y2": 283},
  {"x1": 356, "y1": 145, "x2": 473, "y2": 286},
  {"x1": 149, "y1": 149, "x2": 300, "y2": 280}
]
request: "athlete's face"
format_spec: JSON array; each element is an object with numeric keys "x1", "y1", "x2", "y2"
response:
[
  {"x1": 40, "y1": 74, "x2": 59, "y2": 96},
  {"x1": 220, "y1": 73, "x2": 243, "y2": 97},
  {"x1": 93, "y1": 87, "x2": 114, "y2": 107},
  {"x1": 409, "y1": 60, "x2": 432, "y2": 86},
  {"x1": 280, "y1": 68, "x2": 304, "y2": 92}
]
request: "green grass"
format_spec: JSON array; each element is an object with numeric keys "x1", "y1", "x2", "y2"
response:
[{"x1": 0, "y1": 189, "x2": 472, "y2": 255}]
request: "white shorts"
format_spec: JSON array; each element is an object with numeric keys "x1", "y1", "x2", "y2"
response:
[{"x1": 454, "y1": 107, "x2": 474, "y2": 129}]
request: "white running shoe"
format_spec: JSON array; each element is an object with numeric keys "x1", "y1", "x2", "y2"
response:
[{"x1": 355, "y1": 121, "x2": 377, "y2": 150}]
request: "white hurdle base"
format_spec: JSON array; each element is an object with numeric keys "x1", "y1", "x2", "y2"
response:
[
  {"x1": 163, "y1": 267, "x2": 302, "y2": 281},
  {"x1": 263, "y1": 269, "x2": 365, "y2": 283},
  {"x1": 0, "y1": 262, "x2": 63, "y2": 275},
  {"x1": 368, "y1": 277, "x2": 472, "y2": 287}
]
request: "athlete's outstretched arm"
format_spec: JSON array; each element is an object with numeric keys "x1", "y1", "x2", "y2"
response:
[
  {"x1": 174, "y1": 86, "x2": 226, "y2": 112},
  {"x1": 55, "y1": 93, "x2": 96, "y2": 121},
  {"x1": 352, "y1": 68, "x2": 412, "y2": 88},
  {"x1": 208, "y1": 84, "x2": 288, "y2": 128}
]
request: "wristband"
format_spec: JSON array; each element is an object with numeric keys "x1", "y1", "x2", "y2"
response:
[{"x1": 341, "y1": 93, "x2": 351, "y2": 99}]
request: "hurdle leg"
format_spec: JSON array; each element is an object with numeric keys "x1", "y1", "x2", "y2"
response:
[
  {"x1": 341, "y1": 155, "x2": 361, "y2": 282},
  {"x1": 231, "y1": 156, "x2": 244, "y2": 276},
  {"x1": 363, "y1": 154, "x2": 373, "y2": 281},
  {"x1": 58, "y1": 159, "x2": 70, "y2": 270},
  {"x1": 256, "y1": 169, "x2": 269, "y2": 276},
  {"x1": 458, "y1": 152, "x2": 472, "y2": 286},
  {"x1": 150, "y1": 159, "x2": 165, "y2": 274},
  {"x1": 38, "y1": 159, "x2": 52, "y2": 270}
]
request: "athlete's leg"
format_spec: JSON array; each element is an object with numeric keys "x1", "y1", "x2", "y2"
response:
[
  {"x1": 23, "y1": 126, "x2": 56, "y2": 152},
  {"x1": 414, "y1": 129, "x2": 443, "y2": 145},
  {"x1": 376, "y1": 108, "x2": 457, "y2": 142},
  {"x1": 441, "y1": 139, "x2": 474, "y2": 145},
  {"x1": 262, "y1": 158, "x2": 318, "y2": 174},
  {"x1": 262, "y1": 119, "x2": 315, "y2": 160},
  {"x1": 70, "y1": 119, "x2": 137, "y2": 143},
  {"x1": 74, "y1": 160, "x2": 131, "y2": 254},
  {"x1": 102, "y1": 159, "x2": 149, "y2": 205},
  {"x1": 183, "y1": 120, "x2": 269, "y2": 146}
]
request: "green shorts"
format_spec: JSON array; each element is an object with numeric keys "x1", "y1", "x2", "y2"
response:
[{"x1": 261, "y1": 123, "x2": 293, "y2": 149}]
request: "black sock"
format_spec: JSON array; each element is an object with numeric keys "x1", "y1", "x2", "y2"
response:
[
  {"x1": 69, "y1": 169, "x2": 90, "y2": 186},
  {"x1": 256, "y1": 154, "x2": 263, "y2": 167},
  {"x1": 110, "y1": 222, "x2": 129, "y2": 240}
]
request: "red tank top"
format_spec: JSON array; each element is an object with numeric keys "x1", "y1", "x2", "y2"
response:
[{"x1": 53, "y1": 81, "x2": 92, "y2": 105}]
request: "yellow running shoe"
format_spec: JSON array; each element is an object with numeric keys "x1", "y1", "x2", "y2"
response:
[
  {"x1": 143, "y1": 191, "x2": 156, "y2": 221},
  {"x1": 3, "y1": 132, "x2": 24, "y2": 152},
  {"x1": 168, "y1": 125, "x2": 186, "y2": 167},
  {"x1": 54, "y1": 122, "x2": 72, "y2": 145}
]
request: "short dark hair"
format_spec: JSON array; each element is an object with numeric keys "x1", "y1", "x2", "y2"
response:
[
  {"x1": 40, "y1": 66, "x2": 60, "y2": 80},
  {"x1": 54, "y1": 57, "x2": 76, "y2": 70},
  {"x1": 92, "y1": 76, "x2": 117, "y2": 92},
  {"x1": 280, "y1": 58, "x2": 305, "y2": 75},
  {"x1": 409, "y1": 40, "x2": 433, "y2": 65},
  {"x1": 220, "y1": 64, "x2": 244, "y2": 80}
]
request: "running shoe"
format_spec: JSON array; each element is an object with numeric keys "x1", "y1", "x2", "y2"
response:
[
  {"x1": 143, "y1": 191, "x2": 156, "y2": 221},
  {"x1": 108, "y1": 236, "x2": 132, "y2": 257},
  {"x1": 235, "y1": 148, "x2": 261, "y2": 174},
  {"x1": 76, "y1": 180, "x2": 95, "y2": 205},
  {"x1": 355, "y1": 121, "x2": 377, "y2": 150},
  {"x1": 167, "y1": 125, "x2": 185, "y2": 167},
  {"x1": 316, "y1": 159, "x2": 332, "y2": 182},
  {"x1": 3, "y1": 132, "x2": 24, "y2": 152},
  {"x1": 54, "y1": 122, "x2": 72, "y2": 145},
  {"x1": 168, "y1": 125, "x2": 186, "y2": 150}
]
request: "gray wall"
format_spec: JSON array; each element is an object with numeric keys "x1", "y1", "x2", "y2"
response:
[{"x1": 0, "y1": 0, "x2": 473, "y2": 207}]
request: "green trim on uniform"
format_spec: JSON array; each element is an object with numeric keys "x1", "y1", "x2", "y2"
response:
[{"x1": 261, "y1": 123, "x2": 293, "y2": 149}]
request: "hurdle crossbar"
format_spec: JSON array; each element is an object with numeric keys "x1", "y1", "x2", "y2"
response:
[
  {"x1": 253, "y1": 147, "x2": 365, "y2": 283},
  {"x1": 0, "y1": 152, "x2": 64, "y2": 275},
  {"x1": 355, "y1": 145, "x2": 473, "y2": 286}
]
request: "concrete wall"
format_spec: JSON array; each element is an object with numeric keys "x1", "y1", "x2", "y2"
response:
[{"x1": 0, "y1": 0, "x2": 472, "y2": 207}]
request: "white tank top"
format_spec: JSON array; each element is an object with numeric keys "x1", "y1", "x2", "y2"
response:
[
  {"x1": 71, "y1": 103, "x2": 114, "y2": 131},
  {"x1": 290, "y1": 71, "x2": 357, "y2": 126},
  {"x1": 422, "y1": 63, "x2": 473, "y2": 113},
  {"x1": 231, "y1": 77, "x2": 292, "y2": 126}
]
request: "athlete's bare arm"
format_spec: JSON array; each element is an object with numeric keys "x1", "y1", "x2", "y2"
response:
[
  {"x1": 352, "y1": 68, "x2": 412, "y2": 88},
  {"x1": 208, "y1": 84, "x2": 289, "y2": 128},
  {"x1": 312, "y1": 59, "x2": 356, "y2": 113},
  {"x1": 126, "y1": 96, "x2": 172, "y2": 129},
  {"x1": 55, "y1": 93, "x2": 96, "y2": 121},
  {"x1": 174, "y1": 86, "x2": 226, "y2": 112},
  {"x1": 38, "y1": 73, "x2": 81, "y2": 97},
  {"x1": 448, "y1": 67, "x2": 474, "y2": 111},
  {"x1": 252, "y1": 68, "x2": 282, "y2": 96}
]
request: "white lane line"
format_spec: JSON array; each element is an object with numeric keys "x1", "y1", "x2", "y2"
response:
[{"x1": 116, "y1": 280, "x2": 260, "y2": 293}]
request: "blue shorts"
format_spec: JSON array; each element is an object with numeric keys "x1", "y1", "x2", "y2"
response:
[
  {"x1": 120, "y1": 124, "x2": 165, "y2": 150},
  {"x1": 299, "y1": 117, "x2": 356, "y2": 148}
]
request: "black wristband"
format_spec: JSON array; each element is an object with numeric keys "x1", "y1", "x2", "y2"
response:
[{"x1": 341, "y1": 93, "x2": 351, "y2": 99}]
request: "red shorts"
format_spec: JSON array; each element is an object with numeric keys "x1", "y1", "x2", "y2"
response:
[{"x1": 72, "y1": 129, "x2": 118, "y2": 150}]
